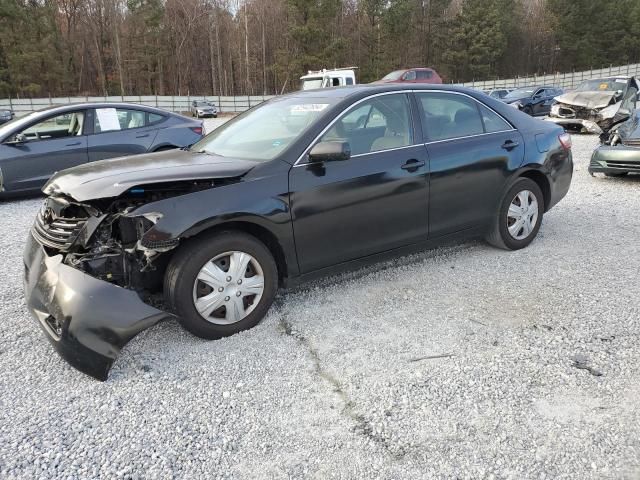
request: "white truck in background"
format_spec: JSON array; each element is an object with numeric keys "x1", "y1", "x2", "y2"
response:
[{"x1": 300, "y1": 67, "x2": 357, "y2": 90}]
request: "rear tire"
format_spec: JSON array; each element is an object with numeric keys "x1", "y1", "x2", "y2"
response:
[
  {"x1": 486, "y1": 178, "x2": 544, "y2": 250},
  {"x1": 164, "y1": 231, "x2": 278, "y2": 340}
]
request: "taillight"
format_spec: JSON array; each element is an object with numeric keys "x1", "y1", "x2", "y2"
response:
[
  {"x1": 191, "y1": 126, "x2": 204, "y2": 135},
  {"x1": 558, "y1": 132, "x2": 572, "y2": 151}
]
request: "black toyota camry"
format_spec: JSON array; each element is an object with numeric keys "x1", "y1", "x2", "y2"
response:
[{"x1": 24, "y1": 84, "x2": 573, "y2": 380}]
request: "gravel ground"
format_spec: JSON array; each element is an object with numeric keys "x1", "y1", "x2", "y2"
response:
[{"x1": 1, "y1": 133, "x2": 640, "y2": 479}]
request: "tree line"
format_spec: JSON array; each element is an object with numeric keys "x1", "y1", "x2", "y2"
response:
[{"x1": 1, "y1": 0, "x2": 639, "y2": 98}]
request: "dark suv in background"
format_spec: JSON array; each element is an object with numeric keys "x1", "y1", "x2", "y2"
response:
[{"x1": 502, "y1": 86, "x2": 563, "y2": 116}]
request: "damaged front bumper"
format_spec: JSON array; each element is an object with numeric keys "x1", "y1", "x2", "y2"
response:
[
  {"x1": 546, "y1": 117, "x2": 603, "y2": 134},
  {"x1": 23, "y1": 232, "x2": 172, "y2": 380},
  {"x1": 589, "y1": 145, "x2": 640, "y2": 175}
]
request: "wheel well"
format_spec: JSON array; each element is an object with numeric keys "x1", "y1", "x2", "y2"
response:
[
  {"x1": 519, "y1": 170, "x2": 551, "y2": 211},
  {"x1": 187, "y1": 222, "x2": 288, "y2": 286}
]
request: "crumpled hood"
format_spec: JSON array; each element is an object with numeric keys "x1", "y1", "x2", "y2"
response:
[
  {"x1": 43, "y1": 149, "x2": 258, "y2": 201},
  {"x1": 554, "y1": 91, "x2": 617, "y2": 109}
]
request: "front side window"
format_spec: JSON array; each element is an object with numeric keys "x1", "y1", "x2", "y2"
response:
[
  {"x1": 20, "y1": 111, "x2": 85, "y2": 141},
  {"x1": 94, "y1": 108, "x2": 146, "y2": 133},
  {"x1": 417, "y1": 92, "x2": 484, "y2": 141},
  {"x1": 319, "y1": 93, "x2": 412, "y2": 155},
  {"x1": 191, "y1": 96, "x2": 338, "y2": 161}
]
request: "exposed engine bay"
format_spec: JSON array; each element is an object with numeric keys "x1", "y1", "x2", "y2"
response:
[
  {"x1": 547, "y1": 77, "x2": 639, "y2": 134},
  {"x1": 33, "y1": 179, "x2": 235, "y2": 297}
]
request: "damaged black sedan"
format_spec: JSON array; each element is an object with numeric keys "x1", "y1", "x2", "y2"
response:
[{"x1": 24, "y1": 85, "x2": 573, "y2": 380}]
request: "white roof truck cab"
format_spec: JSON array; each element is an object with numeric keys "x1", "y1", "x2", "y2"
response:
[{"x1": 300, "y1": 67, "x2": 357, "y2": 90}]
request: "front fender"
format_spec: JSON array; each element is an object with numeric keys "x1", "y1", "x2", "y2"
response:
[{"x1": 129, "y1": 173, "x2": 299, "y2": 278}]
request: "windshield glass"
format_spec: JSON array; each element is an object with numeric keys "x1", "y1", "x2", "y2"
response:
[
  {"x1": 301, "y1": 78, "x2": 323, "y2": 90},
  {"x1": 381, "y1": 70, "x2": 405, "y2": 81},
  {"x1": 190, "y1": 96, "x2": 336, "y2": 161},
  {"x1": 575, "y1": 79, "x2": 627, "y2": 92},
  {"x1": 194, "y1": 101, "x2": 212, "y2": 107},
  {"x1": 503, "y1": 88, "x2": 535, "y2": 100}
]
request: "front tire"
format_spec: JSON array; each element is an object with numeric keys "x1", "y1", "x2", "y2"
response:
[
  {"x1": 486, "y1": 178, "x2": 544, "y2": 250},
  {"x1": 164, "y1": 231, "x2": 278, "y2": 339},
  {"x1": 522, "y1": 106, "x2": 533, "y2": 116}
]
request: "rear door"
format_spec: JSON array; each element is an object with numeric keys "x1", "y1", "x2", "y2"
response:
[
  {"x1": 0, "y1": 110, "x2": 88, "y2": 193},
  {"x1": 87, "y1": 107, "x2": 159, "y2": 161},
  {"x1": 415, "y1": 91, "x2": 524, "y2": 237}
]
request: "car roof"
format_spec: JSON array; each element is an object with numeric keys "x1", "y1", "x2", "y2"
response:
[
  {"x1": 31, "y1": 102, "x2": 171, "y2": 113},
  {"x1": 282, "y1": 83, "x2": 489, "y2": 100}
]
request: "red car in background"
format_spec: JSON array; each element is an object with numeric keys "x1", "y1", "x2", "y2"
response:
[{"x1": 375, "y1": 68, "x2": 443, "y2": 84}]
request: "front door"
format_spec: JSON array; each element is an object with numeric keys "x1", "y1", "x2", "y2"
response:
[
  {"x1": 289, "y1": 93, "x2": 430, "y2": 273},
  {"x1": 0, "y1": 110, "x2": 88, "y2": 193},
  {"x1": 415, "y1": 91, "x2": 525, "y2": 237}
]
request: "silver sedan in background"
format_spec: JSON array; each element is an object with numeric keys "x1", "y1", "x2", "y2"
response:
[{"x1": 0, "y1": 102, "x2": 204, "y2": 197}]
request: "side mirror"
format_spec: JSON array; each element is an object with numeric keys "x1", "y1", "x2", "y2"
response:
[
  {"x1": 5, "y1": 133, "x2": 26, "y2": 145},
  {"x1": 308, "y1": 141, "x2": 351, "y2": 163}
]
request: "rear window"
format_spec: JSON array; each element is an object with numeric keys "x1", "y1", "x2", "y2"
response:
[{"x1": 148, "y1": 113, "x2": 165, "y2": 124}]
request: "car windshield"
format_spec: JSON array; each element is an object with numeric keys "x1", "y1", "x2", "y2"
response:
[
  {"x1": 190, "y1": 96, "x2": 336, "y2": 161},
  {"x1": 503, "y1": 88, "x2": 535, "y2": 99},
  {"x1": 194, "y1": 101, "x2": 212, "y2": 107},
  {"x1": 574, "y1": 79, "x2": 628, "y2": 92},
  {"x1": 301, "y1": 78, "x2": 323, "y2": 90},
  {"x1": 381, "y1": 70, "x2": 405, "y2": 81}
]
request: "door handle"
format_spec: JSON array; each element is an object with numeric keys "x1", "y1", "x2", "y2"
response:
[
  {"x1": 401, "y1": 159, "x2": 425, "y2": 171},
  {"x1": 65, "y1": 141, "x2": 81, "y2": 146},
  {"x1": 501, "y1": 140, "x2": 519, "y2": 151},
  {"x1": 136, "y1": 133, "x2": 150, "y2": 138}
]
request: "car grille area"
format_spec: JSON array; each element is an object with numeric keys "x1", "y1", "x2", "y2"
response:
[
  {"x1": 605, "y1": 161, "x2": 640, "y2": 172},
  {"x1": 31, "y1": 197, "x2": 89, "y2": 252}
]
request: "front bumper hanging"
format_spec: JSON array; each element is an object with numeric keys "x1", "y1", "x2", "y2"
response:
[{"x1": 23, "y1": 232, "x2": 171, "y2": 380}]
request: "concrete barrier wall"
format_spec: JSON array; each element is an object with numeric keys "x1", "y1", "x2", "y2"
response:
[
  {"x1": 460, "y1": 63, "x2": 640, "y2": 90},
  {"x1": 2, "y1": 63, "x2": 640, "y2": 114},
  {"x1": 0, "y1": 95, "x2": 276, "y2": 116}
]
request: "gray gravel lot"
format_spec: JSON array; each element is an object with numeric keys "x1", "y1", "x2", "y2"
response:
[{"x1": 1, "y1": 132, "x2": 640, "y2": 479}]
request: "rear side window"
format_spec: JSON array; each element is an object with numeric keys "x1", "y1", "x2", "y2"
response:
[
  {"x1": 478, "y1": 104, "x2": 511, "y2": 133},
  {"x1": 416, "y1": 70, "x2": 433, "y2": 80},
  {"x1": 417, "y1": 92, "x2": 484, "y2": 141},
  {"x1": 346, "y1": 77, "x2": 354, "y2": 85},
  {"x1": 94, "y1": 108, "x2": 146, "y2": 133},
  {"x1": 148, "y1": 113, "x2": 166, "y2": 125}
]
